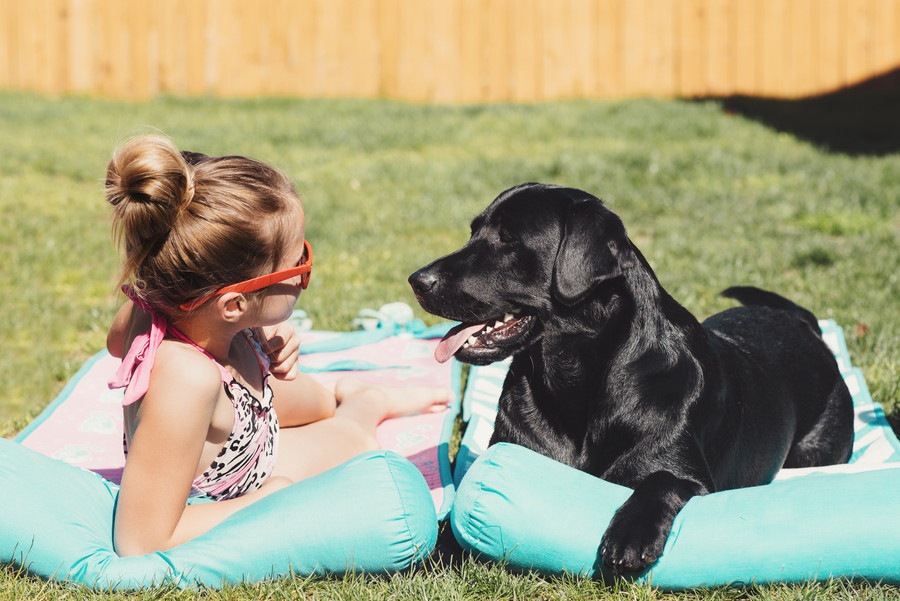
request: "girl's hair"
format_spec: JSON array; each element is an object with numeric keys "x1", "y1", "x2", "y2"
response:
[{"x1": 105, "y1": 134, "x2": 302, "y2": 314}]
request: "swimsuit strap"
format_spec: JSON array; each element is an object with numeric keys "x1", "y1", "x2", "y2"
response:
[
  {"x1": 108, "y1": 287, "x2": 232, "y2": 406},
  {"x1": 242, "y1": 329, "x2": 271, "y2": 383}
]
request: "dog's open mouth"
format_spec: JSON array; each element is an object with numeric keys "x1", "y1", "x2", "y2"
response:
[{"x1": 435, "y1": 312, "x2": 537, "y2": 364}]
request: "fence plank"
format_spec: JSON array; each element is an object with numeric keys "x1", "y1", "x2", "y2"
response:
[
  {"x1": 458, "y1": 0, "x2": 482, "y2": 102},
  {"x1": 759, "y1": 0, "x2": 787, "y2": 97},
  {"x1": 594, "y1": 0, "x2": 621, "y2": 98},
  {"x1": 816, "y1": 0, "x2": 845, "y2": 92},
  {"x1": 317, "y1": 0, "x2": 344, "y2": 96},
  {"x1": 678, "y1": 0, "x2": 706, "y2": 96},
  {"x1": 510, "y1": 0, "x2": 538, "y2": 102},
  {"x1": 873, "y1": 0, "x2": 898, "y2": 76},
  {"x1": 620, "y1": 0, "x2": 645, "y2": 96},
  {"x1": 17, "y1": 0, "x2": 40, "y2": 91},
  {"x1": 567, "y1": 0, "x2": 593, "y2": 98},
  {"x1": 539, "y1": 0, "x2": 567, "y2": 99},
  {"x1": 0, "y1": 1, "x2": 8, "y2": 88},
  {"x1": 790, "y1": 0, "x2": 815, "y2": 97},
  {"x1": 733, "y1": 0, "x2": 759, "y2": 94},
  {"x1": 705, "y1": 0, "x2": 733, "y2": 95},
  {"x1": 484, "y1": 0, "x2": 512, "y2": 102},
  {"x1": 845, "y1": 0, "x2": 875, "y2": 86},
  {"x1": 377, "y1": 0, "x2": 400, "y2": 98},
  {"x1": 19, "y1": 0, "x2": 42, "y2": 91},
  {"x1": 128, "y1": 0, "x2": 153, "y2": 97}
]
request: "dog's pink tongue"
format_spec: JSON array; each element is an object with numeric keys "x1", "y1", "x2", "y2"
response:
[{"x1": 435, "y1": 323, "x2": 485, "y2": 364}]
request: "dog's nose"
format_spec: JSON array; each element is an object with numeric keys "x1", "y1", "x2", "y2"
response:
[{"x1": 408, "y1": 268, "x2": 439, "y2": 297}]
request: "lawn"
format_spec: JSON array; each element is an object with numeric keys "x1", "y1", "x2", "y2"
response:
[{"x1": 0, "y1": 92, "x2": 897, "y2": 599}]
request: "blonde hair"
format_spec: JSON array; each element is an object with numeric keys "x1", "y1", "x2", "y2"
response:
[{"x1": 105, "y1": 134, "x2": 302, "y2": 314}]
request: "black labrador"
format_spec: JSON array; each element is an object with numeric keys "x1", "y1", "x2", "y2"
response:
[{"x1": 409, "y1": 183, "x2": 853, "y2": 574}]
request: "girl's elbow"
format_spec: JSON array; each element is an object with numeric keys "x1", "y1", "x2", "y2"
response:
[
  {"x1": 114, "y1": 522, "x2": 175, "y2": 557},
  {"x1": 115, "y1": 535, "x2": 163, "y2": 557}
]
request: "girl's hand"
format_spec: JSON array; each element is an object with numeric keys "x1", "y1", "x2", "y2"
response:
[{"x1": 257, "y1": 322, "x2": 301, "y2": 380}]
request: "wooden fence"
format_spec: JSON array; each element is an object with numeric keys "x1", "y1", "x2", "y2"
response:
[{"x1": 1, "y1": 0, "x2": 899, "y2": 102}]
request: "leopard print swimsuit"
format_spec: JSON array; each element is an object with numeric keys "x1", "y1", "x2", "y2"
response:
[{"x1": 187, "y1": 331, "x2": 280, "y2": 500}]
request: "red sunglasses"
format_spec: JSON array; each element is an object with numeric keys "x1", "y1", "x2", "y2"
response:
[{"x1": 180, "y1": 240, "x2": 313, "y2": 312}]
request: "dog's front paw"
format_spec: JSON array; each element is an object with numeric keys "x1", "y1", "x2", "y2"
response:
[
  {"x1": 600, "y1": 514, "x2": 667, "y2": 575},
  {"x1": 598, "y1": 471, "x2": 702, "y2": 575}
]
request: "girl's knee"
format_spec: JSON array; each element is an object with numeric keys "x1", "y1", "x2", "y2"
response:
[
  {"x1": 312, "y1": 415, "x2": 378, "y2": 454},
  {"x1": 341, "y1": 419, "x2": 378, "y2": 453}
]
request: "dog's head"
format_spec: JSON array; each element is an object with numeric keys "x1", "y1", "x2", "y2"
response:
[{"x1": 409, "y1": 183, "x2": 636, "y2": 365}]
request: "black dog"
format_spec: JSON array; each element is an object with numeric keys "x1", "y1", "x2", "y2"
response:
[{"x1": 409, "y1": 183, "x2": 853, "y2": 574}]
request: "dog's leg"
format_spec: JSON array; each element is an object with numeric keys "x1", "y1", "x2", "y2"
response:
[
  {"x1": 600, "y1": 471, "x2": 706, "y2": 574},
  {"x1": 783, "y1": 378, "x2": 854, "y2": 468}
]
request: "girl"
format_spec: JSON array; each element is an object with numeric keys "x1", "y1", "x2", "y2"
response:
[{"x1": 105, "y1": 135, "x2": 451, "y2": 557}]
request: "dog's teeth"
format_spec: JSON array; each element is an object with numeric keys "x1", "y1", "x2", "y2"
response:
[
  {"x1": 467, "y1": 336, "x2": 478, "y2": 345},
  {"x1": 485, "y1": 326, "x2": 494, "y2": 333},
  {"x1": 504, "y1": 313, "x2": 514, "y2": 322},
  {"x1": 463, "y1": 342, "x2": 470, "y2": 349},
  {"x1": 493, "y1": 321, "x2": 504, "y2": 328}
]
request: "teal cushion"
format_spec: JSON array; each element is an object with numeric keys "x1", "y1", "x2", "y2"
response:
[
  {"x1": 452, "y1": 443, "x2": 900, "y2": 588},
  {"x1": 0, "y1": 438, "x2": 436, "y2": 589}
]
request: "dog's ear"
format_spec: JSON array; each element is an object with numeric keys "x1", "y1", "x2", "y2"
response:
[{"x1": 552, "y1": 198, "x2": 632, "y2": 306}]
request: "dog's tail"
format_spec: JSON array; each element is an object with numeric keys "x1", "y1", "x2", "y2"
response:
[{"x1": 721, "y1": 286, "x2": 820, "y2": 331}]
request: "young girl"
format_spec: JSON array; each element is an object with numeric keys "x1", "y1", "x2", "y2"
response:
[{"x1": 104, "y1": 134, "x2": 451, "y2": 557}]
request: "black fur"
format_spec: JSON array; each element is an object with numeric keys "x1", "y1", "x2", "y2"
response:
[{"x1": 409, "y1": 183, "x2": 854, "y2": 575}]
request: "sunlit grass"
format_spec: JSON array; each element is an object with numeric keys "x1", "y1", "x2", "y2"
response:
[{"x1": 0, "y1": 92, "x2": 897, "y2": 597}]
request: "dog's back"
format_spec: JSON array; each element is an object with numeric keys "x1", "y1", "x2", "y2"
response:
[{"x1": 702, "y1": 286, "x2": 854, "y2": 475}]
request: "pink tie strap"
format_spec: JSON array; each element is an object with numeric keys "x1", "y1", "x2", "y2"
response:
[{"x1": 108, "y1": 307, "x2": 169, "y2": 406}]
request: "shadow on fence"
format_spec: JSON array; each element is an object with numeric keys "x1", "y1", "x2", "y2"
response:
[{"x1": 704, "y1": 68, "x2": 900, "y2": 157}]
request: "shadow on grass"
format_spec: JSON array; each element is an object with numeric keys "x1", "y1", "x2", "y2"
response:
[
  {"x1": 702, "y1": 67, "x2": 900, "y2": 157},
  {"x1": 429, "y1": 522, "x2": 466, "y2": 569}
]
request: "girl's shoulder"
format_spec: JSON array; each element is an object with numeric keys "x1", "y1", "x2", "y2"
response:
[{"x1": 146, "y1": 340, "x2": 223, "y2": 410}]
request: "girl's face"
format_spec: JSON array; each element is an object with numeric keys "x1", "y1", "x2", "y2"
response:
[{"x1": 255, "y1": 210, "x2": 308, "y2": 325}]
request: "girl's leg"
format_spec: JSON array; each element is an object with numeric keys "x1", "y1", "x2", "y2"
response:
[
  {"x1": 271, "y1": 418, "x2": 379, "y2": 481},
  {"x1": 332, "y1": 378, "x2": 453, "y2": 431},
  {"x1": 272, "y1": 379, "x2": 452, "y2": 482}
]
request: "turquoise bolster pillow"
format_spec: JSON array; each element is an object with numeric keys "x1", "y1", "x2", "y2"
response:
[
  {"x1": 0, "y1": 438, "x2": 436, "y2": 589},
  {"x1": 452, "y1": 443, "x2": 900, "y2": 589}
]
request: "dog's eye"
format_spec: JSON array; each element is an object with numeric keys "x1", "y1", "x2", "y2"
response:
[{"x1": 498, "y1": 229, "x2": 516, "y2": 244}]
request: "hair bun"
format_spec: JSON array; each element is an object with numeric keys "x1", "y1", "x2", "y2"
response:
[
  {"x1": 106, "y1": 134, "x2": 195, "y2": 280},
  {"x1": 106, "y1": 134, "x2": 193, "y2": 210}
]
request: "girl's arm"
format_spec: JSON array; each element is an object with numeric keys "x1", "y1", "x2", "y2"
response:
[
  {"x1": 114, "y1": 343, "x2": 289, "y2": 556},
  {"x1": 268, "y1": 372, "x2": 337, "y2": 428},
  {"x1": 251, "y1": 324, "x2": 337, "y2": 427}
]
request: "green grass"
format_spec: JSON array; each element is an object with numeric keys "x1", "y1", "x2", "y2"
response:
[
  {"x1": 0, "y1": 92, "x2": 897, "y2": 598},
  {"x1": 2, "y1": 559, "x2": 899, "y2": 601}
]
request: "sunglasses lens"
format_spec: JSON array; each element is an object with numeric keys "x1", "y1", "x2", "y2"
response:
[{"x1": 299, "y1": 240, "x2": 312, "y2": 289}]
